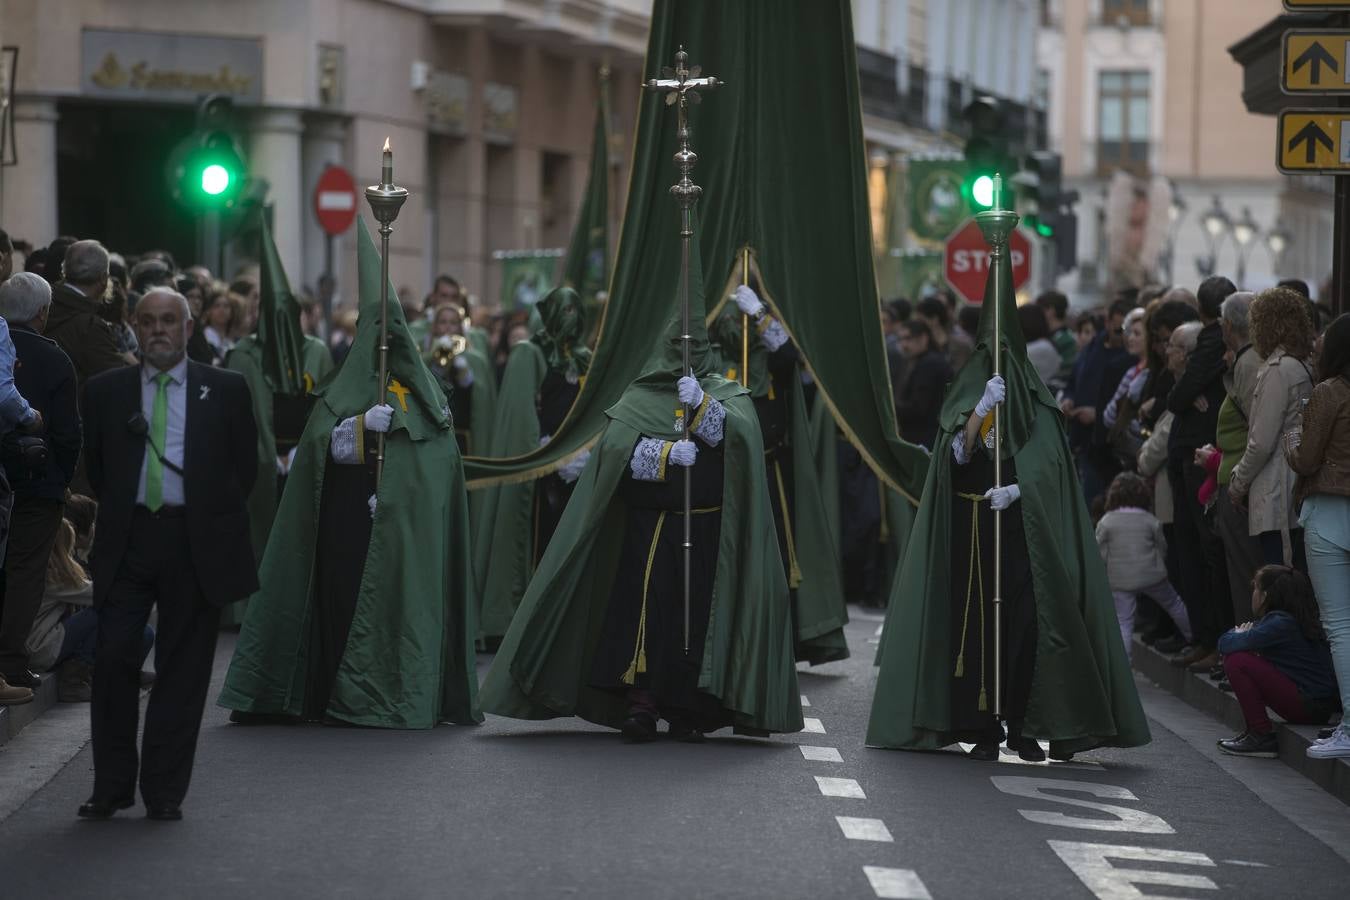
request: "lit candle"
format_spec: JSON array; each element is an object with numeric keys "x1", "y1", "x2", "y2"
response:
[
  {"x1": 992, "y1": 173, "x2": 1004, "y2": 211},
  {"x1": 382, "y1": 137, "x2": 393, "y2": 186}
]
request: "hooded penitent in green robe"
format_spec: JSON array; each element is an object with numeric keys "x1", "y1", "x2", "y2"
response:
[
  {"x1": 866, "y1": 205, "x2": 1149, "y2": 757},
  {"x1": 472, "y1": 287, "x2": 592, "y2": 639},
  {"x1": 221, "y1": 334, "x2": 334, "y2": 627},
  {"x1": 708, "y1": 304, "x2": 848, "y2": 665},
  {"x1": 480, "y1": 248, "x2": 803, "y2": 736},
  {"x1": 218, "y1": 218, "x2": 480, "y2": 729}
]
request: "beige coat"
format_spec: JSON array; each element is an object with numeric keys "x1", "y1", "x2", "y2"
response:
[
  {"x1": 1229, "y1": 349, "x2": 1313, "y2": 535},
  {"x1": 1137, "y1": 410, "x2": 1174, "y2": 525}
]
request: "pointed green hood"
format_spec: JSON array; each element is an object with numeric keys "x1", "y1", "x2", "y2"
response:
[
  {"x1": 936, "y1": 208, "x2": 1050, "y2": 456},
  {"x1": 316, "y1": 218, "x2": 449, "y2": 439},
  {"x1": 531, "y1": 286, "x2": 592, "y2": 383},
  {"x1": 257, "y1": 213, "x2": 308, "y2": 396}
]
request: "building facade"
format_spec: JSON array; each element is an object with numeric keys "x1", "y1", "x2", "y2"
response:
[
  {"x1": 1038, "y1": 0, "x2": 1334, "y2": 304},
  {"x1": 0, "y1": 0, "x2": 648, "y2": 312}
]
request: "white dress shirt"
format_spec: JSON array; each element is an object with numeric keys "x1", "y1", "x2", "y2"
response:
[{"x1": 136, "y1": 357, "x2": 188, "y2": 507}]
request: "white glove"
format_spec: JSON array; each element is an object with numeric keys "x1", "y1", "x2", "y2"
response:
[
  {"x1": 557, "y1": 449, "x2": 591, "y2": 484},
  {"x1": 984, "y1": 483, "x2": 1021, "y2": 511},
  {"x1": 669, "y1": 439, "x2": 697, "y2": 467},
  {"x1": 453, "y1": 355, "x2": 474, "y2": 388},
  {"x1": 539, "y1": 434, "x2": 552, "y2": 447},
  {"x1": 368, "y1": 494, "x2": 378, "y2": 517},
  {"x1": 365, "y1": 404, "x2": 394, "y2": 433},
  {"x1": 733, "y1": 284, "x2": 764, "y2": 318},
  {"x1": 677, "y1": 376, "x2": 704, "y2": 408},
  {"x1": 974, "y1": 375, "x2": 1006, "y2": 418}
]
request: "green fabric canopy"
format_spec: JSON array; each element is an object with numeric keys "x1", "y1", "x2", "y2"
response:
[{"x1": 463, "y1": 0, "x2": 927, "y2": 504}]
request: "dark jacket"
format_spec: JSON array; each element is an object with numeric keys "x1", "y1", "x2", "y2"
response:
[
  {"x1": 82, "y1": 360, "x2": 259, "y2": 608},
  {"x1": 3, "y1": 325, "x2": 81, "y2": 501},
  {"x1": 1167, "y1": 320, "x2": 1227, "y2": 451},
  {"x1": 1290, "y1": 375, "x2": 1350, "y2": 506},
  {"x1": 895, "y1": 348, "x2": 953, "y2": 450},
  {"x1": 44, "y1": 283, "x2": 130, "y2": 389},
  {"x1": 1218, "y1": 611, "x2": 1338, "y2": 702},
  {"x1": 1064, "y1": 331, "x2": 1130, "y2": 452}
]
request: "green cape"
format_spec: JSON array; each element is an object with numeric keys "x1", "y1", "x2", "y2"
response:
[
  {"x1": 866, "y1": 211, "x2": 1148, "y2": 754},
  {"x1": 221, "y1": 334, "x2": 334, "y2": 627},
  {"x1": 708, "y1": 309, "x2": 849, "y2": 665},
  {"x1": 218, "y1": 218, "x2": 480, "y2": 728}
]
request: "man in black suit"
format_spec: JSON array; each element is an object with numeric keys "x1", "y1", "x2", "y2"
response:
[{"x1": 79, "y1": 287, "x2": 257, "y2": 821}]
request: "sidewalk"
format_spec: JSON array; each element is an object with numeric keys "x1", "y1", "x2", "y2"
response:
[
  {"x1": 1132, "y1": 637, "x2": 1350, "y2": 806},
  {"x1": 0, "y1": 673, "x2": 59, "y2": 749}
]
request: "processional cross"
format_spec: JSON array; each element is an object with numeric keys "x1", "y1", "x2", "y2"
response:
[{"x1": 643, "y1": 48, "x2": 721, "y2": 654}]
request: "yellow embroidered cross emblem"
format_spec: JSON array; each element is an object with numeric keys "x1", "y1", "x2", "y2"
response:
[{"x1": 387, "y1": 377, "x2": 410, "y2": 412}]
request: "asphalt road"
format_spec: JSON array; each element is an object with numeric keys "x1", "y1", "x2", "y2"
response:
[{"x1": 0, "y1": 611, "x2": 1346, "y2": 899}]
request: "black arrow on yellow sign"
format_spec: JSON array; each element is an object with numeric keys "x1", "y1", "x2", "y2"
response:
[
  {"x1": 1290, "y1": 120, "x2": 1335, "y2": 163},
  {"x1": 1293, "y1": 41, "x2": 1339, "y2": 84}
]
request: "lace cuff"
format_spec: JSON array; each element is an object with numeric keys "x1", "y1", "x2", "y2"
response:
[
  {"x1": 631, "y1": 437, "x2": 672, "y2": 482},
  {"x1": 331, "y1": 415, "x2": 365, "y2": 464},
  {"x1": 951, "y1": 432, "x2": 971, "y2": 466},
  {"x1": 758, "y1": 316, "x2": 789, "y2": 352},
  {"x1": 691, "y1": 396, "x2": 726, "y2": 446}
]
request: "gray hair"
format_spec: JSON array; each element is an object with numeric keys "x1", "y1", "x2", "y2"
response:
[
  {"x1": 63, "y1": 239, "x2": 110, "y2": 286},
  {"x1": 1172, "y1": 320, "x2": 1203, "y2": 354},
  {"x1": 1123, "y1": 306, "x2": 1147, "y2": 333},
  {"x1": 1221, "y1": 291, "x2": 1254, "y2": 338},
  {"x1": 138, "y1": 286, "x2": 191, "y2": 319},
  {"x1": 1161, "y1": 286, "x2": 1198, "y2": 309},
  {"x1": 0, "y1": 271, "x2": 54, "y2": 323}
]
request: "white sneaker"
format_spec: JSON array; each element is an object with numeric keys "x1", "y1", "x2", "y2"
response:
[{"x1": 1306, "y1": 725, "x2": 1350, "y2": 759}]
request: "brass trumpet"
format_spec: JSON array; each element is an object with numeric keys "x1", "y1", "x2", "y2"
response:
[{"x1": 430, "y1": 333, "x2": 469, "y2": 370}]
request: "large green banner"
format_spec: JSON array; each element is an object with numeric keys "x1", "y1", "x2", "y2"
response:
[
  {"x1": 500, "y1": 254, "x2": 558, "y2": 311},
  {"x1": 464, "y1": 0, "x2": 929, "y2": 503}
]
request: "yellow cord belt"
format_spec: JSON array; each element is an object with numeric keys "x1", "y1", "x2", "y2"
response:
[
  {"x1": 773, "y1": 459, "x2": 803, "y2": 588},
  {"x1": 954, "y1": 491, "x2": 989, "y2": 712}
]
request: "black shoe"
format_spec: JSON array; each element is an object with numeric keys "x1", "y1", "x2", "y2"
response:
[
  {"x1": 228, "y1": 709, "x2": 300, "y2": 726},
  {"x1": 1049, "y1": 749, "x2": 1076, "y2": 762},
  {"x1": 1319, "y1": 727, "x2": 1337, "y2": 741},
  {"x1": 1153, "y1": 635, "x2": 1186, "y2": 654},
  {"x1": 666, "y1": 721, "x2": 705, "y2": 743},
  {"x1": 1007, "y1": 735, "x2": 1046, "y2": 762},
  {"x1": 967, "y1": 741, "x2": 1000, "y2": 761},
  {"x1": 3, "y1": 669, "x2": 40, "y2": 690},
  {"x1": 1207, "y1": 665, "x2": 1226, "y2": 682},
  {"x1": 620, "y1": 711, "x2": 658, "y2": 744},
  {"x1": 145, "y1": 803, "x2": 182, "y2": 821},
  {"x1": 1217, "y1": 679, "x2": 1234, "y2": 693},
  {"x1": 78, "y1": 796, "x2": 133, "y2": 820},
  {"x1": 1217, "y1": 731, "x2": 1278, "y2": 758}
]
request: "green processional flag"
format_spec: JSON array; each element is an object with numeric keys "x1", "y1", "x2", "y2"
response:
[
  {"x1": 562, "y1": 70, "x2": 611, "y2": 305},
  {"x1": 257, "y1": 213, "x2": 307, "y2": 396},
  {"x1": 463, "y1": 0, "x2": 928, "y2": 504}
]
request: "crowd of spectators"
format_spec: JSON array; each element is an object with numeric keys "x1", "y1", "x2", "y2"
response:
[{"x1": 881, "y1": 274, "x2": 1349, "y2": 761}]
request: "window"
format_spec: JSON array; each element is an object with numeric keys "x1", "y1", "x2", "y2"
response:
[
  {"x1": 1101, "y1": 0, "x2": 1151, "y2": 28},
  {"x1": 1097, "y1": 70, "x2": 1150, "y2": 176}
]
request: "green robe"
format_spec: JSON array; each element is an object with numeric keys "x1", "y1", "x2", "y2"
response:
[
  {"x1": 218, "y1": 219, "x2": 480, "y2": 729},
  {"x1": 221, "y1": 334, "x2": 334, "y2": 627},
  {"x1": 866, "y1": 217, "x2": 1149, "y2": 756},
  {"x1": 708, "y1": 310, "x2": 849, "y2": 665}
]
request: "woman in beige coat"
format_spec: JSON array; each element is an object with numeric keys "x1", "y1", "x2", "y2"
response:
[{"x1": 1229, "y1": 287, "x2": 1316, "y2": 568}]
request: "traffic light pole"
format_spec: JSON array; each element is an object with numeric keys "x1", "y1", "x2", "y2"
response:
[{"x1": 199, "y1": 209, "x2": 222, "y2": 280}]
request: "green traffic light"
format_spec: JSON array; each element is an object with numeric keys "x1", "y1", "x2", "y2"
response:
[
  {"x1": 201, "y1": 163, "x2": 231, "y2": 196},
  {"x1": 1036, "y1": 223, "x2": 1054, "y2": 237},
  {"x1": 971, "y1": 175, "x2": 995, "y2": 209}
]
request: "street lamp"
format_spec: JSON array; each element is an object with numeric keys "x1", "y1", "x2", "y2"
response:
[
  {"x1": 1196, "y1": 195, "x2": 1230, "y2": 278},
  {"x1": 1265, "y1": 222, "x2": 1291, "y2": 275},
  {"x1": 1160, "y1": 181, "x2": 1186, "y2": 282},
  {"x1": 1232, "y1": 206, "x2": 1259, "y2": 288}
]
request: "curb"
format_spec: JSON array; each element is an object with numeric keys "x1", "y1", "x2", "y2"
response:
[
  {"x1": 0, "y1": 674, "x2": 58, "y2": 749},
  {"x1": 1132, "y1": 638, "x2": 1350, "y2": 807}
]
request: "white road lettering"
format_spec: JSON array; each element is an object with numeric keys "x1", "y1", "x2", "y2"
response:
[
  {"x1": 1048, "y1": 840, "x2": 1218, "y2": 899},
  {"x1": 990, "y1": 776, "x2": 1174, "y2": 834}
]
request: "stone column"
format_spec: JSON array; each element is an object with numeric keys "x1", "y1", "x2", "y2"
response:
[
  {"x1": 1, "y1": 98, "x2": 59, "y2": 244},
  {"x1": 249, "y1": 108, "x2": 305, "y2": 282},
  {"x1": 301, "y1": 114, "x2": 349, "y2": 296}
]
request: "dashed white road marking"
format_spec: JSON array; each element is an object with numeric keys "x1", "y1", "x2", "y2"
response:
[
  {"x1": 836, "y1": 816, "x2": 894, "y2": 842},
  {"x1": 800, "y1": 745, "x2": 843, "y2": 763},
  {"x1": 814, "y1": 776, "x2": 866, "y2": 799},
  {"x1": 1223, "y1": 859, "x2": 1269, "y2": 868},
  {"x1": 801, "y1": 717, "x2": 826, "y2": 734},
  {"x1": 863, "y1": 867, "x2": 932, "y2": 900},
  {"x1": 800, "y1": 694, "x2": 811, "y2": 707}
]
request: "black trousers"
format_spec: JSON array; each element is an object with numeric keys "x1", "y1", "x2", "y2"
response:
[
  {"x1": 0, "y1": 497, "x2": 64, "y2": 674},
  {"x1": 91, "y1": 508, "x2": 220, "y2": 807},
  {"x1": 1166, "y1": 450, "x2": 1229, "y2": 647}
]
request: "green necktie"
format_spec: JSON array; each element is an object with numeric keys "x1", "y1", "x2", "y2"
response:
[{"x1": 145, "y1": 371, "x2": 172, "y2": 511}]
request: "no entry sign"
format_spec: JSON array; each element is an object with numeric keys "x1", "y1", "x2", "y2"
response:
[
  {"x1": 313, "y1": 165, "x2": 358, "y2": 236},
  {"x1": 943, "y1": 218, "x2": 1032, "y2": 305}
]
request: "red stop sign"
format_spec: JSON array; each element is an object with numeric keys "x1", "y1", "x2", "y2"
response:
[
  {"x1": 943, "y1": 218, "x2": 1032, "y2": 305},
  {"x1": 313, "y1": 165, "x2": 358, "y2": 236}
]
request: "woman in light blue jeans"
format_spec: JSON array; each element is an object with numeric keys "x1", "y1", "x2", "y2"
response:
[{"x1": 1287, "y1": 314, "x2": 1350, "y2": 759}]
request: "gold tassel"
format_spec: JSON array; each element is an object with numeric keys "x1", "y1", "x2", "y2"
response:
[
  {"x1": 978, "y1": 688, "x2": 988, "y2": 712},
  {"x1": 623, "y1": 512, "x2": 666, "y2": 685},
  {"x1": 773, "y1": 460, "x2": 803, "y2": 588},
  {"x1": 954, "y1": 655, "x2": 965, "y2": 678}
]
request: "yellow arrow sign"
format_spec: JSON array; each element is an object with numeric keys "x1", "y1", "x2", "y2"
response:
[
  {"x1": 1277, "y1": 110, "x2": 1350, "y2": 173},
  {"x1": 1283, "y1": 32, "x2": 1350, "y2": 93}
]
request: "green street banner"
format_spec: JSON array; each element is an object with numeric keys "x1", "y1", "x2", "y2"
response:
[
  {"x1": 906, "y1": 157, "x2": 967, "y2": 247},
  {"x1": 500, "y1": 254, "x2": 558, "y2": 311}
]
